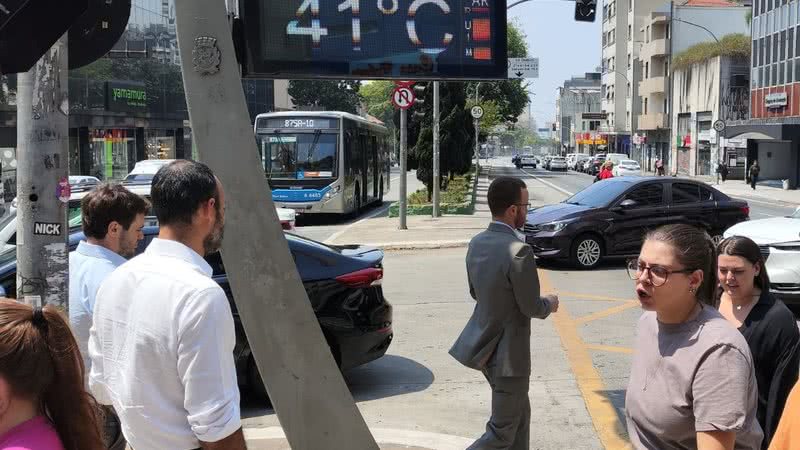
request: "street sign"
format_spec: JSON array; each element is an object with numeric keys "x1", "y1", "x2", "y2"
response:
[
  {"x1": 471, "y1": 105, "x2": 485, "y2": 119},
  {"x1": 392, "y1": 87, "x2": 415, "y2": 110},
  {"x1": 237, "y1": 0, "x2": 509, "y2": 80},
  {"x1": 713, "y1": 119, "x2": 726, "y2": 132},
  {"x1": 508, "y1": 57, "x2": 539, "y2": 79}
]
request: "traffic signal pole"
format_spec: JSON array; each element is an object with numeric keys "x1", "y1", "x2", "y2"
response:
[
  {"x1": 399, "y1": 108, "x2": 408, "y2": 229},
  {"x1": 15, "y1": 35, "x2": 70, "y2": 309},
  {"x1": 173, "y1": 0, "x2": 377, "y2": 448}
]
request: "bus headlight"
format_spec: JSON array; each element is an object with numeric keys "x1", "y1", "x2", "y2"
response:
[{"x1": 324, "y1": 185, "x2": 341, "y2": 200}]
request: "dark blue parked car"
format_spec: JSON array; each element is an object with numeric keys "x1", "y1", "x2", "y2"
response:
[{"x1": 0, "y1": 226, "x2": 393, "y2": 403}]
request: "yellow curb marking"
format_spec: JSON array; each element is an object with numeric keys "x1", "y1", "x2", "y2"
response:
[
  {"x1": 575, "y1": 301, "x2": 641, "y2": 325},
  {"x1": 559, "y1": 291, "x2": 634, "y2": 302},
  {"x1": 542, "y1": 270, "x2": 633, "y2": 450},
  {"x1": 585, "y1": 344, "x2": 635, "y2": 355}
]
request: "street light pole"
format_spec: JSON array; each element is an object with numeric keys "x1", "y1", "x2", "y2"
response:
[{"x1": 432, "y1": 81, "x2": 440, "y2": 218}]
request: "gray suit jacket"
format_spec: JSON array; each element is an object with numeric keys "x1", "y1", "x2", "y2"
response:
[{"x1": 449, "y1": 223, "x2": 552, "y2": 377}]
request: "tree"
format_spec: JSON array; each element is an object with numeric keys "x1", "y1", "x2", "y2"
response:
[
  {"x1": 361, "y1": 81, "x2": 395, "y2": 128},
  {"x1": 289, "y1": 80, "x2": 362, "y2": 114}
]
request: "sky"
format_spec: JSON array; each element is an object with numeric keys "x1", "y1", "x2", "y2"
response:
[{"x1": 508, "y1": 1, "x2": 601, "y2": 127}]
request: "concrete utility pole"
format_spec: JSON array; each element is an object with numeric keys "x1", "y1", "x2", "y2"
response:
[
  {"x1": 16, "y1": 35, "x2": 70, "y2": 309},
  {"x1": 474, "y1": 84, "x2": 481, "y2": 179},
  {"x1": 432, "y1": 81, "x2": 440, "y2": 218},
  {"x1": 399, "y1": 107, "x2": 408, "y2": 229},
  {"x1": 173, "y1": 1, "x2": 377, "y2": 448}
]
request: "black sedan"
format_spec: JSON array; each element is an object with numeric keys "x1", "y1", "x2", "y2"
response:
[
  {"x1": 524, "y1": 177, "x2": 750, "y2": 268},
  {"x1": 0, "y1": 227, "x2": 393, "y2": 404}
]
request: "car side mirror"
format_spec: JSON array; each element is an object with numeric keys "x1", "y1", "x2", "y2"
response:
[{"x1": 610, "y1": 199, "x2": 638, "y2": 212}]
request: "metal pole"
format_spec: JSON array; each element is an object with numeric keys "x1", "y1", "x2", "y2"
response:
[
  {"x1": 399, "y1": 108, "x2": 408, "y2": 230},
  {"x1": 173, "y1": 1, "x2": 377, "y2": 448},
  {"x1": 432, "y1": 81, "x2": 440, "y2": 218},
  {"x1": 16, "y1": 34, "x2": 70, "y2": 309},
  {"x1": 474, "y1": 118, "x2": 480, "y2": 179}
]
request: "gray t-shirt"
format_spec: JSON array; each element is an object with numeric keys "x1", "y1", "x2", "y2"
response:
[{"x1": 626, "y1": 305, "x2": 763, "y2": 450}]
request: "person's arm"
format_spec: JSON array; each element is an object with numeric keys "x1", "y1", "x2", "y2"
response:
[
  {"x1": 200, "y1": 428, "x2": 247, "y2": 450},
  {"x1": 176, "y1": 288, "x2": 243, "y2": 446},
  {"x1": 697, "y1": 431, "x2": 736, "y2": 450},
  {"x1": 764, "y1": 313, "x2": 800, "y2": 440},
  {"x1": 508, "y1": 244, "x2": 553, "y2": 319},
  {"x1": 87, "y1": 318, "x2": 113, "y2": 405}
]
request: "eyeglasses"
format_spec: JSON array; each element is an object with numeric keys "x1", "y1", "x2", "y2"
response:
[
  {"x1": 515, "y1": 203, "x2": 531, "y2": 209},
  {"x1": 626, "y1": 259, "x2": 696, "y2": 287}
]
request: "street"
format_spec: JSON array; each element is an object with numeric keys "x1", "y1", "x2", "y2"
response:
[{"x1": 243, "y1": 157, "x2": 800, "y2": 449}]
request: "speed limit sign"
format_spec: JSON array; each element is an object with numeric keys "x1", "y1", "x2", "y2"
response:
[{"x1": 471, "y1": 105, "x2": 484, "y2": 119}]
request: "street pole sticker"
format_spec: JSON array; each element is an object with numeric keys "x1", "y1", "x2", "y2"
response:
[
  {"x1": 713, "y1": 120, "x2": 726, "y2": 132},
  {"x1": 56, "y1": 177, "x2": 70, "y2": 203},
  {"x1": 33, "y1": 222, "x2": 62, "y2": 236},
  {"x1": 471, "y1": 105, "x2": 485, "y2": 119},
  {"x1": 392, "y1": 87, "x2": 415, "y2": 110}
]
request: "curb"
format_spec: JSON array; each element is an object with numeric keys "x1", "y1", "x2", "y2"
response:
[{"x1": 329, "y1": 239, "x2": 471, "y2": 251}]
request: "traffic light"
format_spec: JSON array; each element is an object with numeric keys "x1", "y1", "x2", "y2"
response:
[
  {"x1": 69, "y1": 0, "x2": 132, "y2": 69},
  {"x1": 575, "y1": 0, "x2": 597, "y2": 22},
  {"x1": 413, "y1": 83, "x2": 427, "y2": 118},
  {"x1": 0, "y1": 0, "x2": 89, "y2": 74}
]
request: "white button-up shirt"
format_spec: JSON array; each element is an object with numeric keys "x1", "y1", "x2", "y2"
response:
[{"x1": 89, "y1": 238, "x2": 241, "y2": 450}]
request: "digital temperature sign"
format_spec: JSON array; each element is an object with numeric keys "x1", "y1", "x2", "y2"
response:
[{"x1": 238, "y1": 0, "x2": 507, "y2": 80}]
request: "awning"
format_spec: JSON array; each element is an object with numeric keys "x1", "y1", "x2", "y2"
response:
[{"x1": 724, "y1": 131, "x2": 775, "y2": 140}]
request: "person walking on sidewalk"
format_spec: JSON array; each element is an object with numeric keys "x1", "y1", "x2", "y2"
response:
[
  {"x1": 656, "y1": 158, "x2": 665, "y2": 176},
  {"x1": 0, "y1": 299, "x2": 106, "y2": 450},
  {"x1": 450, "y1": 176, "x2": 559, "y2": 450},
  {"x1": 88, "y1": 160, "x2": 246, "y2": 450},
  {"x1": 717, "y1": 162, "x2": 729, "y2": 184},
  {"x1": 749, "y1": 161, "x2": 761, "y2": 190}
]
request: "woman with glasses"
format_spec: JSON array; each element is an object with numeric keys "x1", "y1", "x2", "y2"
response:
[
  {"x1": 625, "y1": 224, "x2": 763, "y2": 450},
  {"x1": 716, "y1": 236, "x2": 800, "y2": 449}
]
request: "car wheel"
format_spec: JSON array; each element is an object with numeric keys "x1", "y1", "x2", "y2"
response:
[{"x1": 571, "y1": 234, "x2": 604, "y2": 269}]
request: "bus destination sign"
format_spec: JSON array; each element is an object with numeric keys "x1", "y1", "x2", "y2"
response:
[{"x1": 238, "y1": 0, "x2": 508, "y2": 80}]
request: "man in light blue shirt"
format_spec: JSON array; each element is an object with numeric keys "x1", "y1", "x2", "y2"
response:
[{"x1": 69, "y1": 183, "x2": 149, "y2": 375}]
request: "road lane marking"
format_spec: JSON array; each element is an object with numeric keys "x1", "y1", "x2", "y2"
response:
[
  {"x1": 324, "y1": 203, "x2": 392, "y2": 244},
  {"x1": 561, "y1": 292, "x2": 632, "y2": 302},
  {"x1": 518, "y1": 168, "x2": 575, "y2": 196},
  {"x1": 575, "y1": 301, "x2": 640, "y2": 325},
  {"x1": 585, "y1": 344, "x2": 635, "y2": 355},
  {"x1": 540, "y1": 269, "x2": 633, "y2": 450}
]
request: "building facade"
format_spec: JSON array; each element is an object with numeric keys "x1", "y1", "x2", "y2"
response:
[
  {"x1": 726, "y1": 0, "x2": 800, "y2": 188},
  {"x1": 637, "y1": 12, "x2": 672, "y2": 171},
  {"x1": 602, "y1": 0, "x2": 630, "y2": 151},
  {"x1": 557, "y1": 73, "x2": 603, "y2": 154}
]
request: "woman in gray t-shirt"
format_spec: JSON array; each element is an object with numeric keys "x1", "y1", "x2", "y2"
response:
[{"x1": 625, "y1": 224, "x2": 763, "y2": 450}]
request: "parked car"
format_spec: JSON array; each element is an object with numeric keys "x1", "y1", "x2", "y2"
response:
[
  {"x1": 573, "y1": 155, "x2": 592, "y2": 171},
  {"x1": 605, "y1": 153, "x2": 630, "y2": 167},
  {"x1": 69, "y1": 176, "x2": 101, "y2": 188},
  {"x1": 516, "y1": 154, "x2": 538, "y2": 169},
  {"x1": 613, "y1": 159, "x2": 642, "y2": 177},
  {"x1": 724, "y1": 207, "x2": 800, "y2": 306},
  {"x1": 123, "y1": 159, "x2": 176, "y2": 185},
  {"x1": 549, "y1": 157, "x2": 568, "y2": 171},
  {"x1": 586, "y1": 154, "x2": 607, "y2": 175},
  {"x1": 523, "y1": 177, "x2": 750, "y2": 268},
  {"x1": 0, "y1": 226, "x2": 393, "y2": 403}
]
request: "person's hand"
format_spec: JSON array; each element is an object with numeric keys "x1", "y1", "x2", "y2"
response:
[{"x1": 544, "y1": 294, "x2": 559, "y2": 313}]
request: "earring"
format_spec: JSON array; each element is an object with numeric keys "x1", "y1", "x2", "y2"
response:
[{"x1": 689, "y1": 287, "x2": 697, "y2": 294}]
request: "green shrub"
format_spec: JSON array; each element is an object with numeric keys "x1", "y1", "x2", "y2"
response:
[{"x1": 672, "y1": 33, "x2": 751, "y2": 71}]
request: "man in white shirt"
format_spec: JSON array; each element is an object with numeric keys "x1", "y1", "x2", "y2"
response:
[
  {"x1": 69, "y1": 183, "x2": 148, "y2": 377},
  {"x1": 89, "y1": 160, "x2": 246, "y2": 450}
]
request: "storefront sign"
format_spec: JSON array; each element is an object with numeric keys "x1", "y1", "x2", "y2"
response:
[
  {"x1": 765, "y1": 92, "x2": 788, "y2": 109},
  {"x1": 106, "y1": 81, "x2": 147, "y2": 112},
  {"x1": 582, "y1": 112, "x2": 608, "y2": 120}
]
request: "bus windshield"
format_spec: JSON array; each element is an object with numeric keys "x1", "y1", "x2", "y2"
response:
[{"x1": 258, "y1": 132, "x2": 338, "y2": 179}]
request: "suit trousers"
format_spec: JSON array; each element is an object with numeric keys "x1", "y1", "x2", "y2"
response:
[{"x1": 468, "y1": 367, "x2": 531, "y2": 450}]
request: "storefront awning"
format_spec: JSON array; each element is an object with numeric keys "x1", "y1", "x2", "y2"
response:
[{"x1": 724, "y1": 131, "x2": 775, "y2": 140}]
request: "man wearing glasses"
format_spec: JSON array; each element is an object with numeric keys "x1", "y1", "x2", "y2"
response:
[{"x1": 450, "y1": 176, "x2": 559, "y2": 450}]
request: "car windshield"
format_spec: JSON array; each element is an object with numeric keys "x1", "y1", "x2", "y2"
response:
[
  {"x1": 256, "y1": 132, "x2": 338, "y2": 180},
  {"x1": 564, "y1": 180, "x2": 635, "y2": 208},
  {"x1": 124, "y1": 173, "x2": 156, "y2": 183}
]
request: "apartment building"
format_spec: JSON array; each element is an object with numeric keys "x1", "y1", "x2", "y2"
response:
[
  {"x1": 557, "y1": 73, "x2": 604, "y2": 154},
  {"x1": 602, "y1": 0, "x2": 630, "y2": 151}
]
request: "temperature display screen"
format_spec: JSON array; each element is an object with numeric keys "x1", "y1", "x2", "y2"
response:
[{"x1": 239, "y1": 0, "x2": 507, "y2": 80}]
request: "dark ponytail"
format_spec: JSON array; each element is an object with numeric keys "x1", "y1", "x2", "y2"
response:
[
  {"x1": 645, "y1": 224, "x2": 719, "y2": 306},
  {"x1": 0, "y1": 300, "x2": 105, "y2": 450}
]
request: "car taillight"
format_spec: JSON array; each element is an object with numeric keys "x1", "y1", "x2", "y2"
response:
[
  {"x1": 280, "y1": 220, "x2": 295, "y2": 230},
  {"x1": 336, "y1": 267, "x2": 383, "y2": 288},
  {"x1": 741, "y1": 205, "x2": 750, "y2": 217}
]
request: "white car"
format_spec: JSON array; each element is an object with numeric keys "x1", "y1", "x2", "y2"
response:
[
  {"x1": 549, "y1": 157, "x2": 568, "y2": 171},
  {"x1": 724, "y1": 207, "x2": 800, "y2": 305},
  {"x1": 613, "y1": 160, "x2": 642, "y2": 177}
]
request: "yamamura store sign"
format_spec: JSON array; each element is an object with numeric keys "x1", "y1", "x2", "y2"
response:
[{"x1": 106, "y1": 81, "x2": 147, "y2": 113}]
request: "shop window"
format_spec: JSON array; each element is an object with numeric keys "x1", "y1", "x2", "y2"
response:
[
  {"x1": 145, "y1": 129, "x2": 176, "y2": 160},
  {"x1": 89, "y1": 129, "x2": 134, "y2": 181}
]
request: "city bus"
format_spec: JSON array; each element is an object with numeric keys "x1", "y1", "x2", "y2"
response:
[{"x1": 253, "y1": 111, "x2": 391, "y2": 215}]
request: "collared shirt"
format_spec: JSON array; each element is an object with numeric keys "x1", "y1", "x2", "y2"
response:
[
  {"x1": 69, "y1": 241, "x2": 126, "y2": 377},
  {"x1": 492, "y1": 220, "x2": 525, "y2": 242},
  {"x1": 89, "y1": 238, "x2": 241, "y2": 450}
]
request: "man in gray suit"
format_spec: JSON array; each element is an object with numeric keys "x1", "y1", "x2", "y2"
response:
[{"x1": 450, "y1": 176, "x2": 559, "y2": 450}]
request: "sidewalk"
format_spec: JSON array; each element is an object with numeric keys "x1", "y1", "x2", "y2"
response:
[
  {"x1": 644, "y1": 171, "x2": 800, "y2": 206},
  {"x1": 243, "y1": 427, "x2": 471, "y2": 450},
  {"x1": 325, "y1": 169, "x2": 493, "y2": 250}
]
